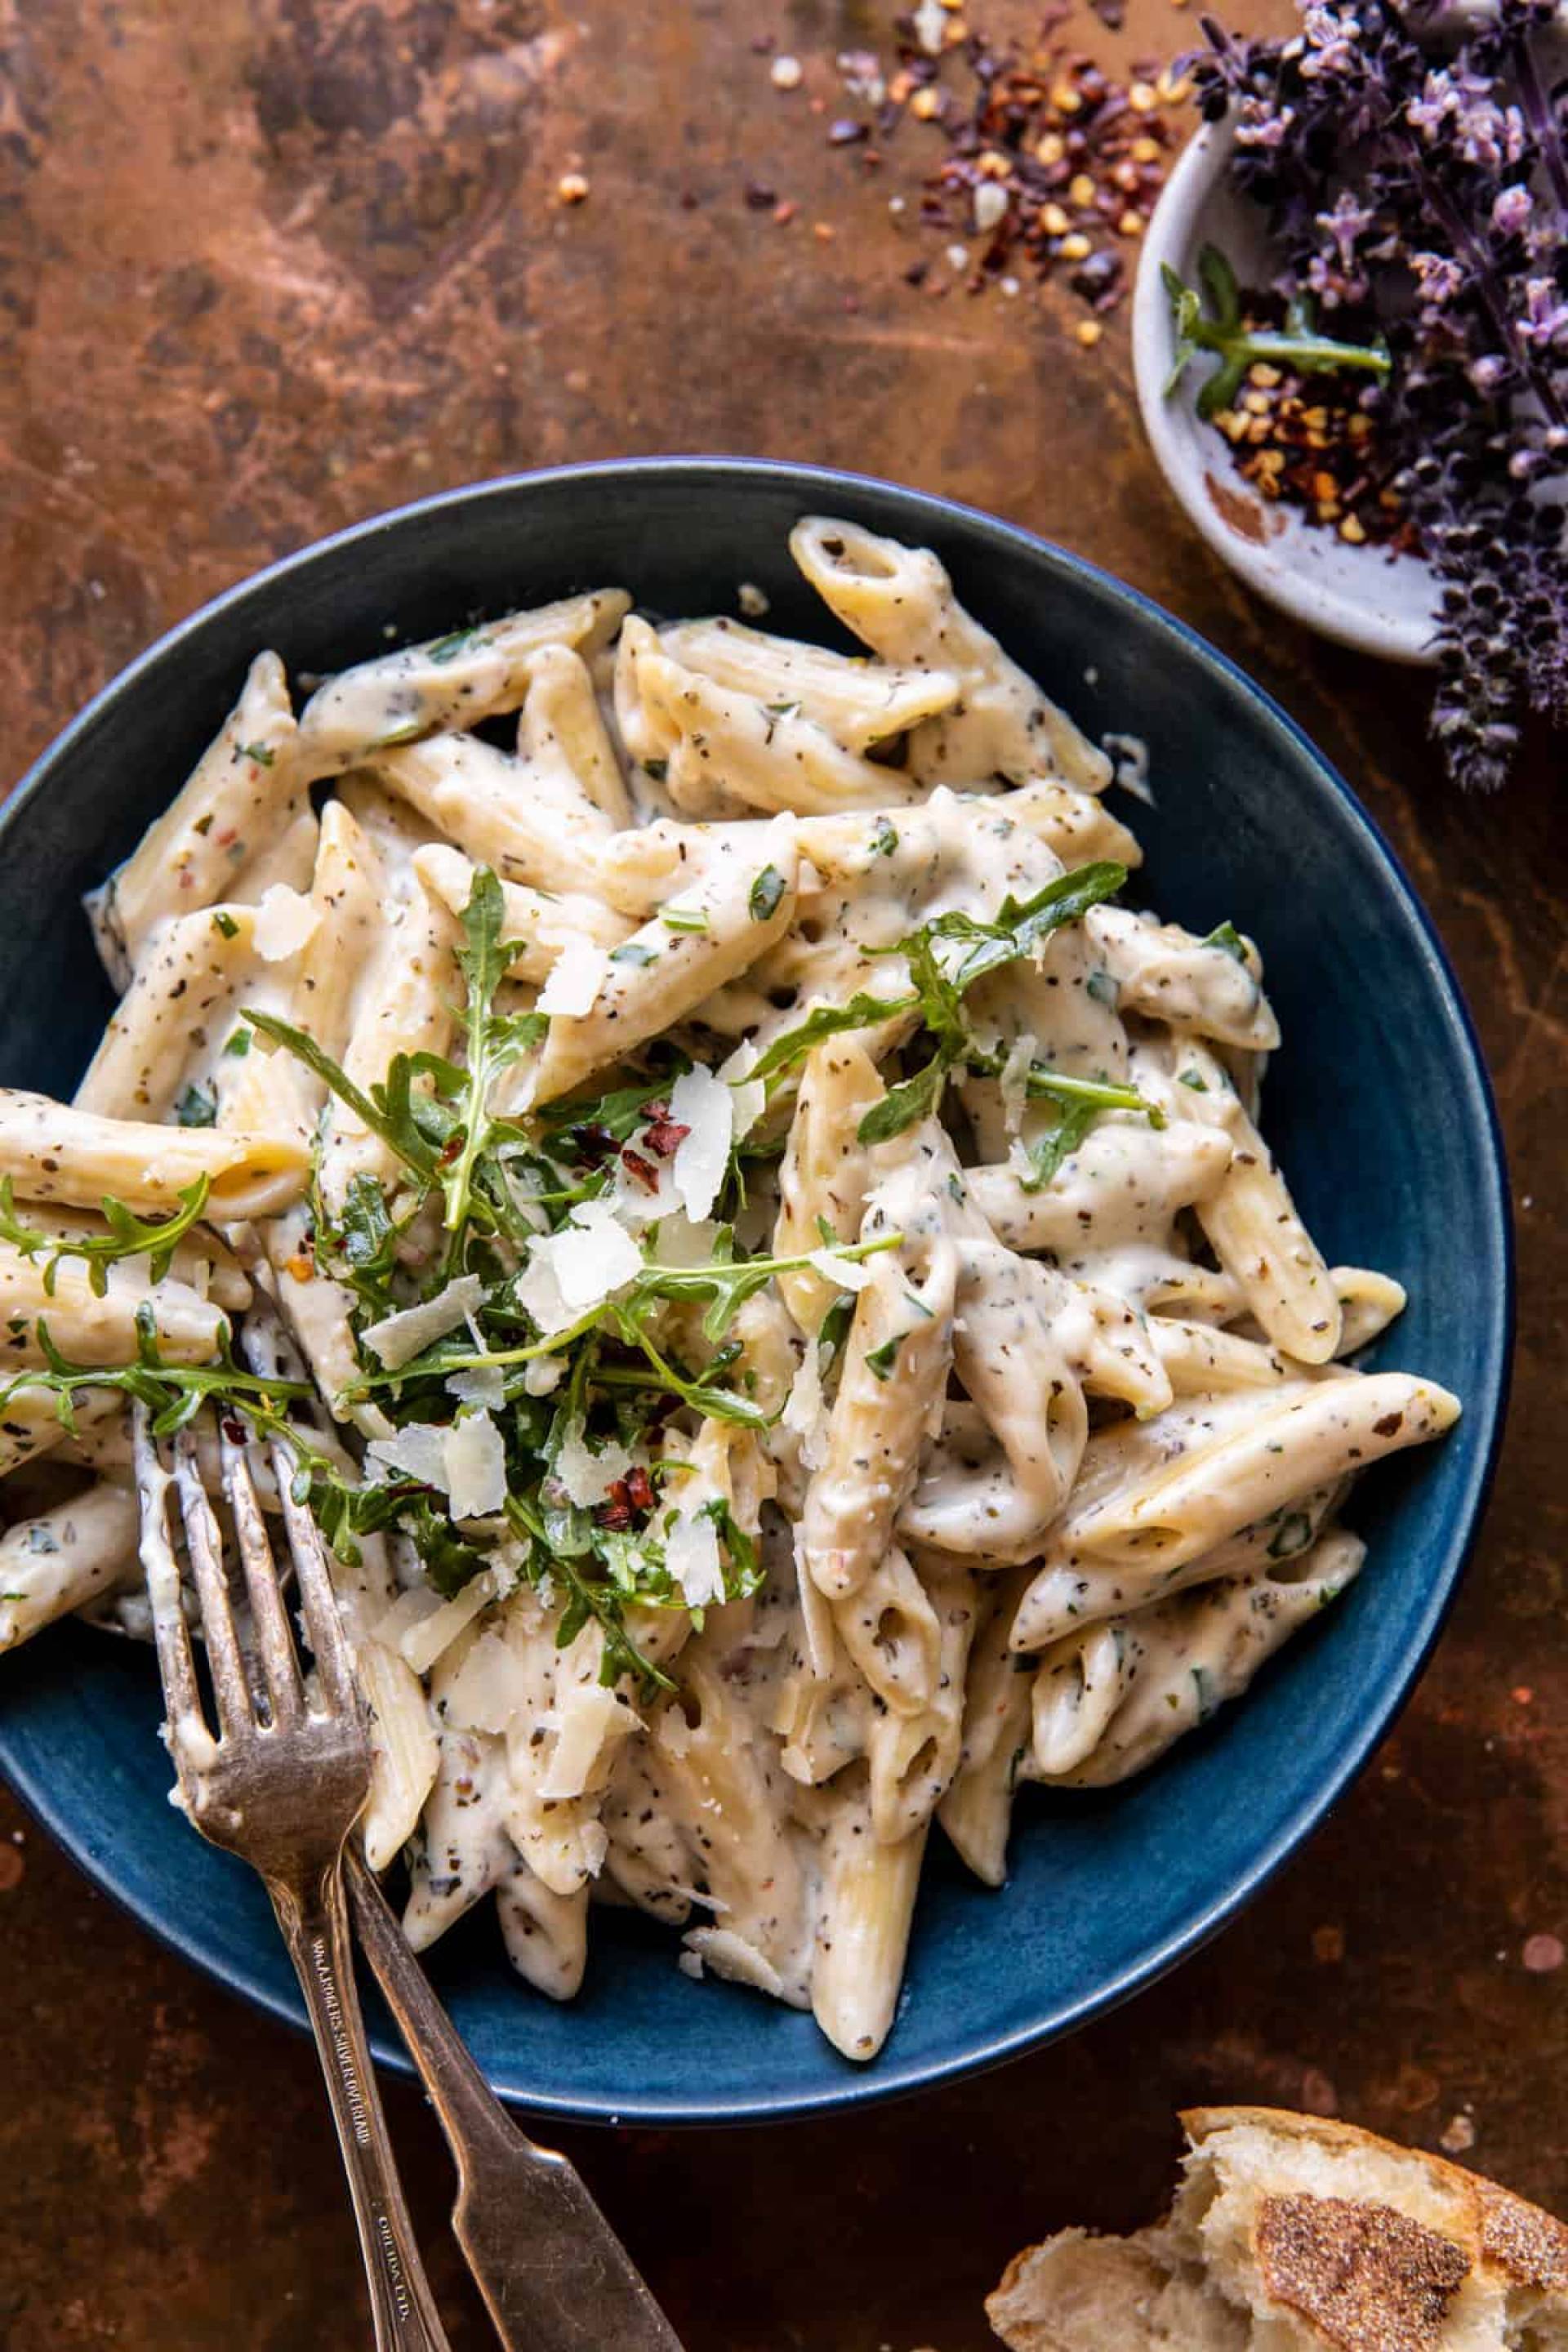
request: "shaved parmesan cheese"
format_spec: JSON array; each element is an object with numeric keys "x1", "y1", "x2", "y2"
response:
[
  {"x1": 807, "y1": 1247, "x2": 875, "y2": 1291},
  {"x1": 666, "y1": 1508, "x2": 725, "y2": 1610},
  {"x1": 550, "y1": 1203, "x2": 643, "y2": 1305},
  {"x1": 1000, "y1": 1031, "x2": 1037, "y2": 1138},
  {"x1": 609, "y1": 1145, "x2": 681, "y2": 1226},
  {"x1": 719, "y1": 1038, "x2": 766, "y2": 1143},
  {"x1": 253, "y1": 884, "x2": 321, "y2": 963},
  {"x1": 782, "y1": 1340, "x2": 827, "y2": 1470},
  {"x1": 366, "y1": 1422, "x2": 450, "y2": 1493},
  {"x1": 447, "y1": 1360, "x2": 507, "y2": 1411},
  {"x1": 653, "y1": 1214, "x2": 723, "y2": 1268},
  {"x1": 538, "y1": 936, "x2": 608, "y2": 1017},
  {"x1": 553, "y1": 1419, "x2": 634, "y2": 1508},
  {"x1": 399, "y1": 1571, "x2": 498, "y2": 1675},
  {"x1": 371, "y1": 1586, "x2": 443, "y2": 1649},
  {"x1": 443, "y1": 1628, "x2": 522, "y2": 1735},
  {"x1": 540, "y1": 1683, "x2": 639, "y2": 1801},
  {"x1": 684, "y1": 1926, "x2": 784, "y2": 1998},
  {"x1": 443, "y1": 1410, "x2": 507, "y2": 1520},
  {"x1": 516, "y1": 1201, "x2": 643, "y2": 1333},
  {"x1": 524, "y1": 1356, "x2": 565, "y2": 1396},
  {"x1": 669, "y1": 1065, "x2": 733, "y2": 1221},
  {"x1": 362, "y1": 1274, "x2": 485, "y2": 1370}
]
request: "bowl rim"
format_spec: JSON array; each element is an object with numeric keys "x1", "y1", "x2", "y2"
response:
[
  {"x1": 0, "y1": 457, "x2": 1513, "y2": 2126},
  {"x1": 1132, "y1": 122, "x2": 1442, "y2": 669}
]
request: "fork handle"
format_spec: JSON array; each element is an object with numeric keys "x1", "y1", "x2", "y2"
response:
[
  {"x1": 273, "y1": 1860, "x2": 453, "y2": 2352},
  {"x1": 346, "y1": 1849, "x2": 685, "y2": 2352}
]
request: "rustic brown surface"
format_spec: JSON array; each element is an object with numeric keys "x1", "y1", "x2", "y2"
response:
[{"x1": 0, "y1": 3, "x2": 1563, "y2": 2348}]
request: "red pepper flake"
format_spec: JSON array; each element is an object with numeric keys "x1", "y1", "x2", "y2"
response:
[
  {"x1": 643, "y1": 1116, "x2": 691, "y2": 1158},
  {"x1": 437, "y1": 1131, "x2": 466, "y2": 1168},
  {"x1": 625, "y1": 1465, "x2": 655, "y2": 1513},
  {"x1": 808, "y1": 14, "x2": 1186, "y2": 327},
  {"x1": 620, "y1": 1146, "x2": 662, "y2": 1192},
  {"x1": 744, "y1": 179, "x2": 777, "y2": 210},
  {"x1": 221, "y1": 1415, "x2": 248, "y2": 1446},
  {"x1": 597, "y1": 1486, "x2": 635, "y2": 1532}
]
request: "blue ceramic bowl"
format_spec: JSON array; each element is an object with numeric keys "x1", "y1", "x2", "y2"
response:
[{"x1": 0, "y1": 461, "x2": 1510, "y2": 2125}]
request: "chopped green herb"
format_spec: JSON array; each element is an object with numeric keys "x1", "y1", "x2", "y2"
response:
[
  {"x1": 1267, "y1": 1510, "x2": 1315, "y2": 1561},
  {"x1": 870, "y1": 815, "x2": 899, "y2": 857},
  {"x1": 749, "y1": 864, "x2": 787, "y2": 923},
  {"x1": 1204, "y1": 920, "x2": 1248, "y2": 964},
  {"x1": 865, "y1": 1334, "x2": 903, "y2": 1381},
  {"x1": 240, "y1": 742, "x2": 276, "y2": 768},
  {"x1": 1178, "y1": 1069, "x2": 1209, "y2": 1092},
  {"x1": 211, "y1": 910, "x2": 240, "y2": 940},
  {"x1": 426, "y1": 626, "x2": 488, "y2": 666},
  {"x1": 609, "y1": 942, "x2": 659, "y2": 967},
  {"x1": 173, "y1": 1083, "x2": 217, "y2": 1129},
  {"x1": 661, "y1": 907, "x2": 710, "y2": 935},
  {"x1": 224, "y1": 1027, "x2": 252, "y2": 1058}
]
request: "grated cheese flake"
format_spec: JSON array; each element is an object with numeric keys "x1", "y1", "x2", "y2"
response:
[
  {"x1": 538, "y1": 935, "x2": 608, "y2": 1018},
  {"x1": 719, "y1": 1037, "x2": 767, "y2": 1142},
  {"x1": 807, "y1": 1246, "x2": 875, "y2": 1291},
  {"x1": 252, "y1": 884, "x2": 321, "y2": 963},
  {"x1": 362, "y1": 1273, "x2": 485, "y2": 1370},
  {"x1": 366, "y1": 1422, "x2": 451, "y2": 1494},
  {"x1": 443, "y1": 1409, "x2": 507, "y2": 1519},
  {"x1": 666, "y1": 1508, "x2": 725, "y2": 1610},
  {"x1": 516, "y1": 1201, "x2": 643, "y2": 1333},
  {"x1": 669, "y1": 1064, "x2": 733, "y2": 1221},
  {"x1": 553, "y1": 1419, "x2": 634, "y2": 1508}
]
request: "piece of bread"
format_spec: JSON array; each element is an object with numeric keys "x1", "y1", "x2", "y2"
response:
[{"x1": 987, "y1": 2106, "x2": 1568, "y2": 2352}]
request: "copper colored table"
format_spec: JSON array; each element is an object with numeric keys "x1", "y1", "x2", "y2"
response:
[{"x1": 2, "y1": 5, "x2": 1561, "y2": 2347}]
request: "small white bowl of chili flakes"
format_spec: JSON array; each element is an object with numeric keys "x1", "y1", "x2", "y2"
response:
[{"x1": 1132, "y1": 121, "x2": 1441, "y2": 666}]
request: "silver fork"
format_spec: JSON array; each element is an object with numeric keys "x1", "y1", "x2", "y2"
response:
[{"x1": 132, "y1": 1401, "x2": 452, "y2": 2351}]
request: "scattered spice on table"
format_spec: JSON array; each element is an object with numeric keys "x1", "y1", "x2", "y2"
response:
[{"x1": 764, "y1": 7, "x2": 1193, "y2": 330}]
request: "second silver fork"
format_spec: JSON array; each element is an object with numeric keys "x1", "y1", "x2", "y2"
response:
[{"x1": 133, "y1": 1401, "x2": 452, "y2": 2352}]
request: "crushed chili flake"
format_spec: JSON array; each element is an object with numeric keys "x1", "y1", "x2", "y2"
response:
[
  {"x1": 619, "y1": 1146, "x2": 662, "y2": 1192},
  {"x1": 625, "y1": 1465, "x2": 655, "y2": 1513},
  {"x1": 813, "y1": 11, "x2": 1186, "y2": 326},
  {"x1": 1217, "y1": 296, "x2": 1418, "y2": 555},
  {"x1": 643, "y1": 1116, "x2": 692, "y2": 1158}
]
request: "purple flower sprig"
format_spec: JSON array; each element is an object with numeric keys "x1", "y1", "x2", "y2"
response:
[{"x1": 1186, "y1": 0, "x2": 1568, "y2": 788}]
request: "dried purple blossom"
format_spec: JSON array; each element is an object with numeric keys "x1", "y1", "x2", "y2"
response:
[{"x1": 1186, "y1": 0, "x2": 1568, "y2": 791}]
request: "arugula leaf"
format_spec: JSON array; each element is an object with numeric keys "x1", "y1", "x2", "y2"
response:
[
  {"x1": 0, "y1": 1175, "x2": 216, "y2": 1301},
  {"x1": 852, "y1": 862, "x2": 1133, "y2": 1147},
  {"x1": 1014, "y1": 1100, "x2": 1098, "y2": 1193},
  {"x1": 1204, "y1": 920, "x2": 1248, "y2": 964},
  {"x1": 439, "y1": 867, "x2": 542, "y2": 1250},
  {"x1": 245, "y1": 1009, "x2": 437, "y2": 1182},
  {"x1": 1, "y1": 1317, "x2": 310, "y2": 1443},
  {"x1": 857, "y1": 1054, "x2": 954, "y2": 1146},
  {"x1": 746, "y1": 991, "x2": 917, "y2": 1088},
  {"x1": 870, "y1": 815, "x2": 899, "y2": 857}
]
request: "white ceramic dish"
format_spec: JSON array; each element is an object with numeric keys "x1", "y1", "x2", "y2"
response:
[{"x1": 1132, "y1": 122, "x2": 1441, "y2": 666}]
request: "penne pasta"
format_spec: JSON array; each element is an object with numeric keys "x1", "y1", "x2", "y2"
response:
[{"x1": 0, "y1": 520, "x2": 1460, "y2": 2065}]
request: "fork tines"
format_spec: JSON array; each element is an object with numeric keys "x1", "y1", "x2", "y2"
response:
[{"x1": 132, "y1": 1401, "x2": 360, "y2": 1795}]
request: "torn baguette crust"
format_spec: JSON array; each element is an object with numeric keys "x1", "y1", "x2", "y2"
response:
[{"x1": 986, "y1": 2107, "x2": 1568, "y2": 2352}]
